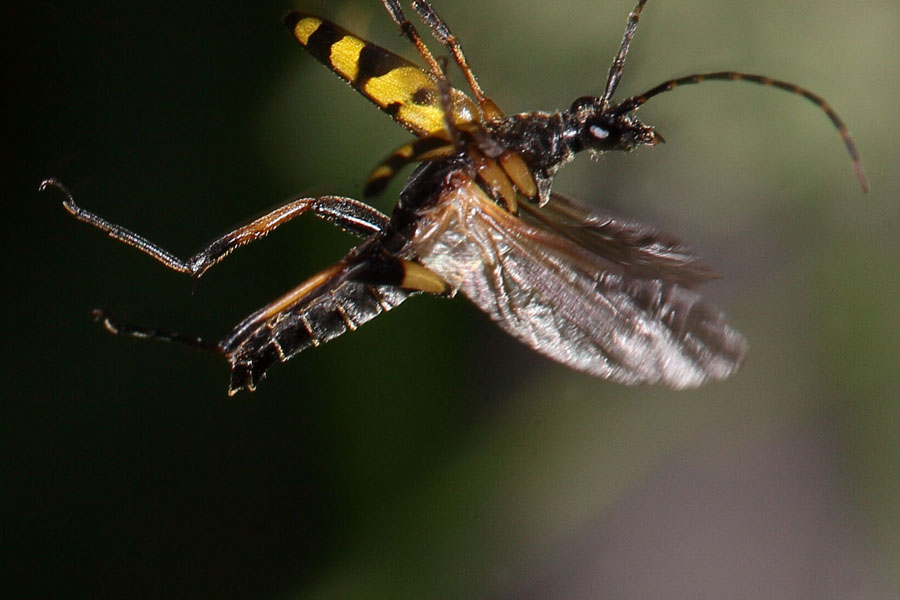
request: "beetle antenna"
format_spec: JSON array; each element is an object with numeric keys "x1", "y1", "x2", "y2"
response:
[
  {"x1": 612, "y1": 71, "x2": 869, "y2": 192},
  {"x1": 601, "y1": 0, "x2": 648, "y2": 104}
]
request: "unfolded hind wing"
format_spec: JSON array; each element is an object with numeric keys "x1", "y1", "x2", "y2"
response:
[{"x1": 412, "y1": 182, "x2": 746, "y2": 388}]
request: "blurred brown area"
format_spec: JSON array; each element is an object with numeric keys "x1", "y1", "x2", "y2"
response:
[{"x1": 6, "y1": 1, "x2": 898, "y2": 599}]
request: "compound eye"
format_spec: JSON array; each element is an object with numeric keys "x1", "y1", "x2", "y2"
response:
[{"x1": 589, "y1": 124, "x2": 610, "y2": 140}]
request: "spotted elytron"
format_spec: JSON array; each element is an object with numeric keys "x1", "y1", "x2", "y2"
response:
[{"x1": 42, "y1": 0, "x2": 867, "y2": 395}]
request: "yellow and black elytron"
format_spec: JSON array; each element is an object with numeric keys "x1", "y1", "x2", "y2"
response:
[{"x1": 42, "y1": 0, "x2": 867, "y2": 395}]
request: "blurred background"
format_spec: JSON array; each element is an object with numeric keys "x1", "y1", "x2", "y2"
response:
[{"x1": 6, "y1": 0, "x2": 898, "y2": 598}]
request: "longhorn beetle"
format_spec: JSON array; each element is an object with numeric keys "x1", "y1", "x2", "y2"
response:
[{"x1": 42, "y1": 0, "x2": 867, "y2": 395}]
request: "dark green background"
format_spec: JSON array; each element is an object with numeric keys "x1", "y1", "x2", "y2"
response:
[{"x1": 7, "y1": 1, "x2": 898, "y2": 598}]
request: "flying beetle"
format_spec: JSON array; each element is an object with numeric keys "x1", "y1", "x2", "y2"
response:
[{"x1": 42, "y1": 0, "x2": 867, "y2": 395}]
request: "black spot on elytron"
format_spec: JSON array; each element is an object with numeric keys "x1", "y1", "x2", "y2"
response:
[
  {"x1": 412, "y1": 87, "x2": 436, "y2": 106},
  {"x1": 357, "y1": 43, "x2": 409, "y2": 82},
  {"x1": 384, "y1": 102, "x2": 402, "y2": 116},
  {"x1": 303, "y1": 20, "x2": 343, "y2": 66}
]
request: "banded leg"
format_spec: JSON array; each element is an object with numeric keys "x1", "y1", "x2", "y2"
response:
[
  {"x1": 363, "y1": 51, "x2": 470, "y2": 197},
  {"x1": 40, "y1": 178, "x2": 391, "y2": 278},
  {"x1": 366, "y1": 130, "x2": 537, "y2": 211},
  {"x1": 364, "y1": 134, "x2": 456, "y2": 197},
  {"x1": 363, "y1": 56, "x2": 474, "y2": 197}
]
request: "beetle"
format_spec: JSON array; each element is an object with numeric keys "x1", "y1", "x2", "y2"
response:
[{"x1": 42, "y1": 0, "x2": 866, "y2": 394}]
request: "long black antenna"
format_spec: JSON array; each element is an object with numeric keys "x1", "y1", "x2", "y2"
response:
[
  {"x1": 601, "y1": 0, "x2": 648, "y2": 104},
  {"x1": 612, "y1": 71, "x2": 869, "y2": 192}
]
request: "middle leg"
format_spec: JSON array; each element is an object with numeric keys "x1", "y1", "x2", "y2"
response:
[{"x1": 41, "y1": 178, "x2": 390, "y2": 278}]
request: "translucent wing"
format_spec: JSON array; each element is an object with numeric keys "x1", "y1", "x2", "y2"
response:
[
  {"x1": 410, "y1": 180, "x2": 747, "y2": 387},
  {"x1": 519, "y1": 192, "x2": 719, "y2": 287},
  {"x1": 284, "y1": 12, "x2": 478, "y2": 137}
]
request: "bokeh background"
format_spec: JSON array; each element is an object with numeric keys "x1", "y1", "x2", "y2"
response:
[{"x1": 7, "y1": 1, "x2": 898, "y2": 598}]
